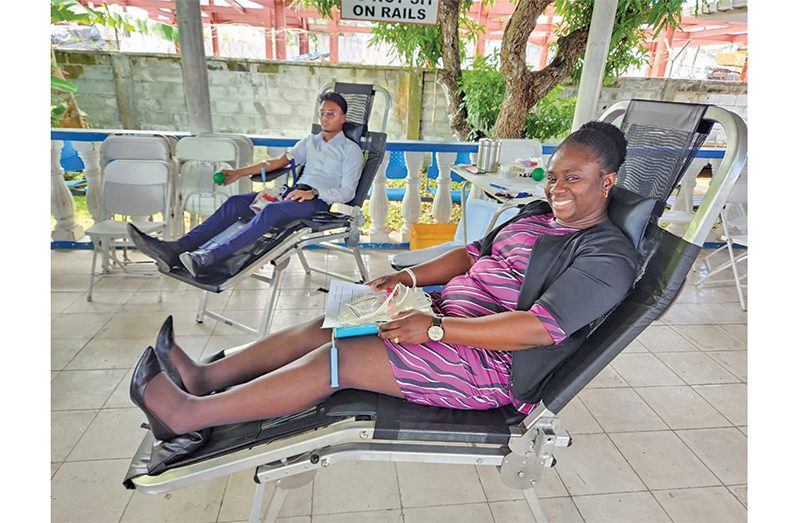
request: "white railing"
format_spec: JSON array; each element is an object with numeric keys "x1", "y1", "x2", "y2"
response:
[{"x1": 50, "y1": 129, "x2": 726, "y2": 246}]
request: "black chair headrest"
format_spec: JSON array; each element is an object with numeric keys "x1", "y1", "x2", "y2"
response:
[
  {"x1": 343, "y1": 122, "x2": 366, "y2": 148},
  {"x1": 607, "y1": 187, "x2": 658, "y2": 251}
]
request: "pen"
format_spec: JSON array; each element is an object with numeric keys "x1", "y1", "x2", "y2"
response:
[{"x1": 489, "y1": 183, "x2": 509, "y2": 191}]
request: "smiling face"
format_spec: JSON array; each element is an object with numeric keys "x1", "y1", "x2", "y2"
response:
[
  {"x1": 319, "y1": 100, "x2": 347, "y2": 134},
  {"x1": 544, "y1": 143, "x2": 616, "y2": 229}
]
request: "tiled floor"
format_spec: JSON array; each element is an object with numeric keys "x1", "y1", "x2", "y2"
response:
[{"x1": 51, "y1": 248, "x2": 747, "y2": 523}]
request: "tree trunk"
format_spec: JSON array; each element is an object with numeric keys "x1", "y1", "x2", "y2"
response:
[
  {"x1": 493, "y1": 0, "x2": 589, "y2": 138},
  {"x1": 437, "y1": 0, "x2": 472, "y2": 141}
]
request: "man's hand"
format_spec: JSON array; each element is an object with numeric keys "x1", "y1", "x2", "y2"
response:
[
  {"x1": 218, "y1": 169, "x2": 242, "y2": 186},
  {"x1": 285, "y1": 189, "x2": 316, "y2": 202}
]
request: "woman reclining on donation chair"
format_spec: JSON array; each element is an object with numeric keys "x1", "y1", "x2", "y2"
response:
[{"x1": 130, "y1": 122, "x2": 641, "y2": 440}]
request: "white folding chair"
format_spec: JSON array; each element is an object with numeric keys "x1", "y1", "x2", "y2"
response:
[
  {"x1": 174, "y1": 135, "x2": 253, "y2": 234},
  {"x1": 85, "y1": 159, "x2": 172, "y2": 301},
  {"x1": 696, "y1": 173, "x2": 747, "y2": 309}
]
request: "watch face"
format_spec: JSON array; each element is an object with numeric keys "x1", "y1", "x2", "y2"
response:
[{"x1": 428, "y1": 325, "x2": 444, "y2": 341}]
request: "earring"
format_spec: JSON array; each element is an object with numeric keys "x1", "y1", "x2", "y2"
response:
[{"x1": 603, "y1": 189, "x2": 609, "y2": 199}]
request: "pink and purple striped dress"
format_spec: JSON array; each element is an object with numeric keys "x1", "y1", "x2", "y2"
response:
[{"x1": 383, "y1": 213, "x2": 578, "y2": 414}]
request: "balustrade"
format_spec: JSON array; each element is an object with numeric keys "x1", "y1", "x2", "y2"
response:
[{"x1": 50, "y1": 129, "x2": 725, "y2": 247}]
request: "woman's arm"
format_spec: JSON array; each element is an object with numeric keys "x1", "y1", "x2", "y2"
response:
[
  {"x1": 368, "y1": 246, "x2": 475, "y2": 290},
  {"x1": 378, "y1": 310, "x2": 553, "y2": 351}
]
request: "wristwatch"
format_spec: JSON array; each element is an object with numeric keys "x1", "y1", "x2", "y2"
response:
[
  {"x1": 427, "y1": 316, "x2": 445, "y2": 341},
  {"x1": 310, "y1": 187, "x2": 319, "y2": 197}
]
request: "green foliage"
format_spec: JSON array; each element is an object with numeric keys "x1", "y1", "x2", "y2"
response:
[
  {"x1": 369, "y1": 22, "x2": 443, "y2": 68},
  {"x1": 297, "y1": 0, "x2": 682, "y2": 138},
  {"x1": 459, "y1": 52, "x2": 504, "y2": 140},
  {"x1": 524, "y1": 86, "x2": 576, "y2": 142},
  {"x1": 299, "y1": 0, "x2": 481, "y2": 68},
  {"x1": 459, "y1": 53, "x2": 575, "y2": 142},
  {"x1": 51, "y1": 75, "x2": 76, "y2": 93},
  {"x1": 51, "y1": 0, "x2": 178, "y2": 42},
  {"x1": 553, "y1": 0, "x2": 683, "y2": 82}
]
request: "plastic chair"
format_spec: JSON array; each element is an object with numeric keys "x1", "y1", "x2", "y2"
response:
[
  {"x1": 174, "y1": 134, "x2": 254, "y2": 234},
  {"x1": 85, "y1": 159, "x2": 172, "y2": 301},
  {"x1": 696, "y1": 173, "x2": 747, "y2": 309}
]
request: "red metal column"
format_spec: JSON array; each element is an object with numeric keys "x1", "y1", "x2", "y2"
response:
[
  {"x1": 644, "y1": 42, "x2": 657, "y2": 77},
  {"x1": 739, "y1": 53, "x2": 748, "y2": 82},
  {"x1": 476, "y1": 3, "x2": 488, "y2": 56},
  {"x1": 299, "y1": 18, "x2": 310, "y2": 55},
  {"x1": 274, "y1": 0, "x2": 287, "y2": 60},
  {"x1": 263, "y1": 8, "x2": 274, "y2": 60},
  {"x1": 329, "y1": 8, "x2": 340, "y2": 64},
  {"x1": 210, "y1": 13, "x2": 219, "y2": 56},
  {"x1": 653, "y1": 25, "x2": 675, "y2": 77},
  {"x1": 537, "y1": 35, "x2": 549, "y2": 70}
]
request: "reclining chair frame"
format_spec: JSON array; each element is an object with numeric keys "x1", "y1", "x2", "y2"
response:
[
  {"x1": 164, "y1": 83, "x2": 391, "y2": 338},
  {"x1": 125, "y1": 101, "x2": 747, "y2": 523}
]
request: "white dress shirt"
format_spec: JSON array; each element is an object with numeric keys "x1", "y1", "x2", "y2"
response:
[{"x1": 287, "y1": 130, "x2": 363, "y2": 205}]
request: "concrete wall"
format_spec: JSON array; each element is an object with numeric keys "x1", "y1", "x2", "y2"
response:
[
  {"x1": 56, "y1": 50, "x2": 747, "y2": 146},
  {"x1": 56, "y1": 50, "x2": 421, "y2": 140}
]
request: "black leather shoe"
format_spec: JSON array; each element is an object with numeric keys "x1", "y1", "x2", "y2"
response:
[
  {"x1": 179, "y1": 250, "x2": 215, "y2": 277},
  {"x1": 130, "y1": 346, "x2": 179, "y2": 441},
  {"x1": 155, "y1": 315, "x2": 187, "y2": 393},
  {"x1": 127, "y1": 223, "x2": 181, "y2": 272}
]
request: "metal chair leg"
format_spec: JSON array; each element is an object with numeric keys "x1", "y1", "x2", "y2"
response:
[
  {"x1": 351, "y1": 245, "x2": 369, "y2": 283},
  {"x1": 295, "y1": 248, "x2": 312, "y2": 275},
  {"x1": 258, "y1": 259, "x2": 289, "y2": 338},
  {"x1": 248, "y1": 481, "x2": 269, "y2": 523},
  {"x1": 87, "y1": 243, "x2": 99, "y2": 302},
  {"x1": 522, "y1": 487, "x2": 548, "y2": 523},
  {"x1": 196, "y1": 291, "x2": 210, "y2": 323},
  {"x1": 158, "y1": 273, "x2": 165, "y2": 303},
  {"x1": 725, "y1": 241, "x2": 747, "y2": 311}
]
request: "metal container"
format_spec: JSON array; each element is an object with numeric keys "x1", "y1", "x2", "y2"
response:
[{"x1": 476, "y1": 138, "x2": 502, "y2": 173}]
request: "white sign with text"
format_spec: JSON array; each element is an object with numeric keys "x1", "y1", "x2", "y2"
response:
[{"x1": 341, "y1": 0, "x2": 440, "y2": 25}]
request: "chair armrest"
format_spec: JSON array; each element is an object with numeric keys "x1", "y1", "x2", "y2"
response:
[{"x1": 250, "y1": 165, "x2": 292, "y2": 183}]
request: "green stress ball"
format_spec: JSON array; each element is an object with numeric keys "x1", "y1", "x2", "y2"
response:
[
  {"x1": 213, "y1": 171, "x2": 226, "y2": 184},
  {"x1": 531, "y1": 166, "x2": 545, "y2": 182}
]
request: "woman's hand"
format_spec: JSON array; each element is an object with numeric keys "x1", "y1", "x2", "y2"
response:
[
  {"x1": 366, "y1": 272, "x2": 409, "y2": 291},
  {"x1": 378, "y1": 311, "x2": 435, "y2": 345}
]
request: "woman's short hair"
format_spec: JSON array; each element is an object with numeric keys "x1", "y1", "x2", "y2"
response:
[{"x1": 556, "y1": 121, "x2": 628, "y2": 174}]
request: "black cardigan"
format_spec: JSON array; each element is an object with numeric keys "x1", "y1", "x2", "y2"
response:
[{"x1": 474, "y1": 201, "x2": 641, "y2": 403}]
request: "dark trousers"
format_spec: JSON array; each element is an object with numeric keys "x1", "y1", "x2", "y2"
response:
[{"x1": 175, "y1": 192, "x2": 329, "y2": 260}]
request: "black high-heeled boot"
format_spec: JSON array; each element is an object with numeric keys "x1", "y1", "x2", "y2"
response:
[
  {"x1": 130, "y1": 346, "x2": 179, "y2": 441},
  {"x1": 154, "y1": 316, "x2": 187, "y2": 393}
]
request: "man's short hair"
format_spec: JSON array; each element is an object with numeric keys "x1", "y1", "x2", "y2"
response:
[{"x1": 319, "y1": 92, "x2": 348, "y2": 115}]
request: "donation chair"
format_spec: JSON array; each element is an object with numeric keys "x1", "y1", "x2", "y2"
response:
[
  {"x1": 123, "y1": 100, "x2": 747, "y2": 523},
  {"x1": 161, "y1": 82, "x2": 390, "y2": 338}
]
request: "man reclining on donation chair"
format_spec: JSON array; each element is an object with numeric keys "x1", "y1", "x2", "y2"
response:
[
  {"x1": 128, "y1": 91, "x2": 363, "y2": 278},
  {"x1": 129, "y1": 122, "x2": 641, "y2": 440}
]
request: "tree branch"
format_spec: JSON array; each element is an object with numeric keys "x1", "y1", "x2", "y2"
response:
[
  {"x1": 500, "y1": 0, "x2": 550, "y2": 83},
  {"x1": 437, "y1": 0, "x2": 471, "y2": 140},
  {"x1": 529, "y1": 27, "x2": 590, "y2": 100}
]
